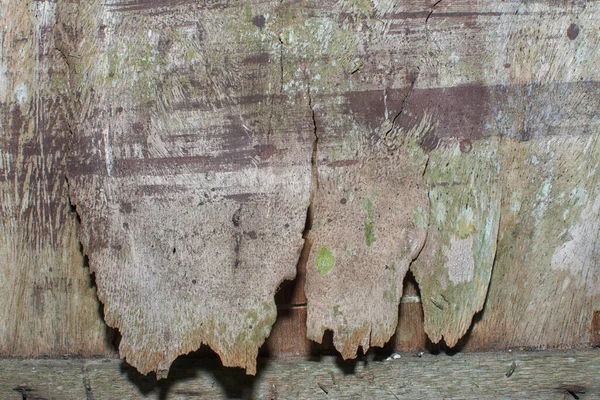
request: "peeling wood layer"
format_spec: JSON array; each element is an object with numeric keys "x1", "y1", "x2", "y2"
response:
[
  {"x1": 305, "y1": 149, "x2": 429, "y2": 357},
  {"x1": 412, "y1": 138, "x2": 501, "y2": 347},
  {"x1": 63, "y1": 0, "x2": 313, "y2": 378}
]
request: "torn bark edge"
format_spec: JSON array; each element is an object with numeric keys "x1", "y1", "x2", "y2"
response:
[
  {"x1": 414, "y1": 174, "x2": 502, "y2": 348},
  {"x1": 305, "y1": 155, "x2": 431, "y2": 358},
  {"x1": 65, "y1": 170, "x2": 287, "y2": 379},
  {"x1": 62, "y1": 66, "x2": 318, "y2": 383}
]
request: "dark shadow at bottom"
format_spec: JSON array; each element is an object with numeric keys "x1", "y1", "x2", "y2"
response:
[{"x1": 119, "y1": 346, "x2": 264, "y2": 400}]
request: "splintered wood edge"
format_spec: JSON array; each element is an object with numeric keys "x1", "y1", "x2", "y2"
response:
[{"x1": 1, "y1": 350, "x2": 599, "y2": 399}]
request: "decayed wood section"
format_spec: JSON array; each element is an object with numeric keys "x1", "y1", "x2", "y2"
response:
[
  {"x1": 0, "y1": 0, "x2": 599, "y2": 380},
  {"x1": 411, "y1": 138, "x2": 501, "y2": 347},
  {"x1": 305, "y1": 143, "x2": 430, "y2": 357},
  {"x1": 2, "y1": 350, "x2": 600, "y2": 399},
  {"x1": 61, "y1": 0, "x2": 313, "y2": 378}
]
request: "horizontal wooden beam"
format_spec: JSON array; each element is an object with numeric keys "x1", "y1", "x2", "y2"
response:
[{"x1": 1, "y1": 350, "x2": 598, "y2": 399}]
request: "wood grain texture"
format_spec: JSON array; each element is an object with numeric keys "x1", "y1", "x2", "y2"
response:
[
  {"x1": 62, "y1": 0, "x2": 315, "y2": 378},
  {"x1": 0, "y1": 0, "x2": 113, "y2": 358},
  {"x1": 397, "y1": 0, "x2": 600, "y2": 351},
  {"x1": 2, "y1": 351, "x2": 600, "y2": 399},
  {"x1": 1, "y1": 0, "x2": 599, "y2": 377},
  {"x1": 449, "y1": 1, "x2": 600, "y2": 350},
  {"x1": 304, "y1": 0, "x2": 599, "y2": 358},
  {"x1": 299, "y1": 0, "x2": 432, "y2": 360},
  {"x1": 465, "y1": 135, "x2": 600, "y2": 350}
]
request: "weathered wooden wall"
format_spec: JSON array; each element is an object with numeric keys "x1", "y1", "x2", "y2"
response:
[{"x1": 0, "y1": 0, "x2": 599, "y2": 380}]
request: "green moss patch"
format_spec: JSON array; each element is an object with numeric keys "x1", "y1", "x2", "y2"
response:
[{"x1": 315, "y1": 247, "x2": 335, "y2": 275}]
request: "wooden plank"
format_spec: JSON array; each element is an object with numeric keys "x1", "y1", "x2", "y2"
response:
[
  {"x1": 465, "y1": 135, "x2": 600, "y2": 350},
  {"x1": 0, "y1": 359, "x2": 88, "y2": 400},
  {"x1": 1, "y1": 351, "x2": 599, "y2": 399},
  {"x1": 400, "y1": 0, "x2": 600, "y2": 350},
  {"x1": 266, "y1": 270, "x2": 427, "y2": 357},
  {"x1": 458, "y1": 1, "x2": 600, "y2": 349},
  {"x1": 0, "y1": 0, "x2": 114, "y2": 358}
]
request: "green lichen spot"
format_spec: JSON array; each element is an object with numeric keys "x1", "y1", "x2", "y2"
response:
[
  {"x1": 315, "y1": 247, "x2": 335, "y2": 276},
  {"x1": 333, "y1": 305, "x2": 341, "y2": 316},
  {"x1": 364, "y1": 218, "x2": 376, "y2": 246},
  {"x1": 412, "y1": 206, "x2": 429, "y2": 229},
  {"x1": 361, "y1": 197, "x2": 376, "y2": 246},
  {"x1": 361, "y1": 197, "x2": 374, "y2": 218},
  {"x1": 343, "y1": 245, "x2": 353, "y2": 258},
  {"x1": 509, "y1": 191, "x2": 522, "y2": 214}
]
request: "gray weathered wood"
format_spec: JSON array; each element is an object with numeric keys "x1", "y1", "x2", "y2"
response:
[
  {"x1": 465, "y1": 135, "x2": 600, "y2": 350},
  {"x1": 1, "y1": 350, "x2": 599, "y2": 399},
  {"x1": 405, "y1": 0, "x2": 600, "y2": 350}
]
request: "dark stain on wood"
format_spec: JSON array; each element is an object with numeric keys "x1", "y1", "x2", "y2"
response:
[
  {"x1": 459, "y1": 139, "x2": 472, "y2": 153},
  {"x1": 254, "y1": 144, "x2": 278, "y2": 160},
  {"x1": 567, "y1": 23, "x2": 579, "y2": 40},
  {"x1": 326, "y1": 159, "x2": 359, "y2": 168},
  {"x1": 399, "y1": 84, "x2": 492, "y2": 151},
  {"x1": 243, "y1": 53, "x2": 270, "y2": 65},
  {"x1": 386, "y1": 11, "x2": 505, "y2": 20},
  {"x1": 252, "y1": 15, "x2": 265, "y2": 29},
  {"x1": 561, "y1": 385, "x2": 586, "y2": 399},
  {"x1": 339, "y1": 84, "x2": 492, "y2": 153}
]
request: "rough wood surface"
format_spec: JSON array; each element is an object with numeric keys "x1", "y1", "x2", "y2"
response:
[
  {"x1": 62, "y1": 0, "x2": 313, "y2": 378},
  {"x1": 0, "y1": 0, "x2": 114, "y2": 358},
  {"x1": 458, "y1": 2, "x2": 600, "y2": 350},
  {"x1": 1, "y1": 350, "x2": 600, "y2": 399},
  {"x1": 1, "y1": 0, "x2": 599, "y2": 379},
  {"x1": 411, "y1": 138, "x2": 501, "y2": 347},
  {"x1": 405, "y1": 1, "x2": 600, "y2": 350},
  {"x1": 305, "y1": 146, "x2": 430, "y2": 358},
  {"x1": 465, "y1": 135, "x2": 600, "y2": 350}
]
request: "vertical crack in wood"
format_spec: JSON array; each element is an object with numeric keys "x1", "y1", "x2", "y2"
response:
[
  {"x1": 269, "y1": 6, "x2": 286, "y2": 139},
  {"x1": 64, "y1": 176, "x2": 82, "y2": 225},
  {"x1": 387, "y1": 70, "x2": 420, "y2": 138},
  {"x1": 304, "y1": 82, "x2": 319, "y2": 237},
  {"x1": 425, "y1": 0, "x2": 443, "y2": 42}
]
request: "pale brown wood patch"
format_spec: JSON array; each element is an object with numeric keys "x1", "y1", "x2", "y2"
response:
[{"x1": 0, "y1": 0, "x2": 114, "y2": 358}]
